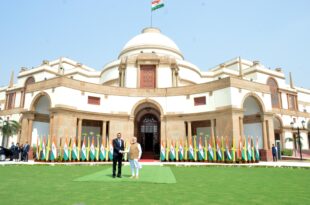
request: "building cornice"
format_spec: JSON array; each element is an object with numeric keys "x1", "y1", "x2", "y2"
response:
[
  {"x1": 244, "y1": 68, "x2": 285, "y2": 80},
  {"x1": 0, "y1": 108, "x2": 25, "y2": 116},
  {"x1": 272, "y1": 108, "x2": 310, "y2": 118},
  {"x1": 25, "y1": 76, "x2": 271, "y2": 97},
  {"x1": 118, "y1": 45, "x2": 184, "y2": 60}
]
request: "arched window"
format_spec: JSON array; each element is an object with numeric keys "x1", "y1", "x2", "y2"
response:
[
  {"x1": 267, "y1": 78, "x2": 281, "y2": 108},
  {"x1": 25, "y1": 77, "x2": 35, "y2": 85},
  {"x1": 20, "y1": 77, "x2": 35, "y2": 107}
]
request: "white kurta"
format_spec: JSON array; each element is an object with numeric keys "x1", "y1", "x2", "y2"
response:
[{"x1": 128, "y1": 143, "x2": 142, "y2": 169}]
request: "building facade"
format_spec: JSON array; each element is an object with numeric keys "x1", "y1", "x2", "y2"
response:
[{"x1": 1, "y1": 27, "x2": 310, "y2": 161}]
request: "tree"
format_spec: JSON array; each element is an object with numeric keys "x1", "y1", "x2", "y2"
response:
[
  {"x1": 0, "y1": 117, "x2": 21, "y2": 147},
  {"x1": 285, "y1": 135, "x2": 303, "y2": 157}
]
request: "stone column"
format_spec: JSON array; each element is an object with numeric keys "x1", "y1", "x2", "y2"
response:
[
  {"x1": 187, "y1": 121, "x2": 192, "y2": 139},
  {"x1": 102, "y1": 121, "x2": 106, "y2": 145},
  {"x1": 262, "y1": 119, "x2": 268, "y2": 149},
  {"x1": 20, "y1": 117, "x2": 29, "y2": 144},
  {"x1": 49, "y1": 116, "x2": 54, "y2": 138},
  {"x1": 160, "y1": 118, "x2": 166, "y2": 142},
  {"x1": 77, "y1": 118, "x2": 82, "y2": 143},
  {"x1": 239, "y1": 117, "x2": 244, "y2": 137},
  {"x1": 172, "y1": 69, "x2": 176, "y2": 87},
  {"x1": 211, "y1": 119, "x2": 215, "y2": 138},
  {"x1": 27, "y1": 119, "x2": 33, "y2": 144}
]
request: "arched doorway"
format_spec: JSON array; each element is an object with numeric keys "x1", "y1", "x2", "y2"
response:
[
  {"x1": 30, "y1": 93, "x2": 51, "y2": 145},
  {"x1": 133, "y1": 102, "x2": 161, "y2": 159},
  {"x1": 138, "y1": 114, "x2": 160, "y2": 157},
  {"x1": 242, "y1": 95, "x2": 264, "y2": 149}
]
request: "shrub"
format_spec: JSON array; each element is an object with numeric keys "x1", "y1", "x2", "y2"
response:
[{"x1": 281, "y1": 149, "x2": 293, "y2": 156}]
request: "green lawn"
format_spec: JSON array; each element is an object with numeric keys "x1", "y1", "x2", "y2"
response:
[{"x1": 0, "y1": 165, "x2": 310, "y2": 205}]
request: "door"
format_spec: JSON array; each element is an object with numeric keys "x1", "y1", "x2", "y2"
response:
[{"x1": 140, "y1": 65, "x2": 156, "y2": 88}]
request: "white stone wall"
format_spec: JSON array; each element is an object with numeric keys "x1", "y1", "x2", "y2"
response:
[
  {"x1": 230, "y1": 88, "x2": 272, "y2": 112},
  {"x1": 157, "y1": 66, "x2": 172, "y2": 88},
  {"x1": 100, "y1": 66, "x2": 119, "y2": 85},
  {"x1": 125, "y1": 66, "x2": 138, "y2": 88}
]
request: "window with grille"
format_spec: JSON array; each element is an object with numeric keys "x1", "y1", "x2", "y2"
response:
[
  {"x1": 194, "y1": 96, "x2": 206, "y2": 106},
  {"x1": 88, "y1": 96, "x2": 100, "y2": 105},
  {"x1": 267, "y1": 78, "x2": 281, "y2": 108},
  {"x1": 287, "y1": 94, "x2": 297, "y2": 111},
  {"x1": 6, "y1": 92, "x2": 16, "y2": 109}
]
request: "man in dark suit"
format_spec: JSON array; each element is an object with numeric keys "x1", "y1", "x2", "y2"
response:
[
  {"x1": 23, "y1": 141, "x2": 30, "y2": 162},
  {"x1": 272, "y1": 144, "x2": 277, "y2": 162},
  {"x1": 10, "y1": 142, "x2": 15, "y2": 161},
  {"x1": 112, "y1": 133, "x2": 125, "y2": 178}
]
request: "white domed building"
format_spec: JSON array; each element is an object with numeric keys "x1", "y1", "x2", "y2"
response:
[{"x1": 1, "y1": 27, "x2": 310, "y2": 161}]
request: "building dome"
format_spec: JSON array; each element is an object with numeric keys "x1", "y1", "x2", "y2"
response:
[{"x1": 118, "y1": 27, "x2": 183, "y2": 59}]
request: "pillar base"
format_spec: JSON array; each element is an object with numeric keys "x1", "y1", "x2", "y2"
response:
[
  {"x1": 260, "y1": 149, "x2": 272, "y2": 161},
  {"x1": 29, "y1": 147, "x2": 34, "y2": 160}
]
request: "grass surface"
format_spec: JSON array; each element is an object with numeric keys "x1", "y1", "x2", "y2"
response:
[{"x1": 0, "y1": 165, "x2": 310, "y2": 205}]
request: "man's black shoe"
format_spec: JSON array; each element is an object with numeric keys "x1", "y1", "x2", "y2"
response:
[
  {"x1": 117, "y1": 175, "x2": 122, "y2": 178},
  {"x1": 112, "y1": 175, "x2": 116, "y2": 178}
]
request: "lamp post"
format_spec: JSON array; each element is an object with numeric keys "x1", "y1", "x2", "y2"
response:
[{"x1": 290, "y1": 120, "x2": 305, "y2": 161}]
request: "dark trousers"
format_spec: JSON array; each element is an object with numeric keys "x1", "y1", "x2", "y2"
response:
[
  {"x1": 273, "y1": 154, "x2": 277, "y2": 162},
  {"x1": 23, "y1": 152, "x2": 28, "y2": 162},
  {"x1": 112, "y1": 155, "x2": 122, "y2": 176}
]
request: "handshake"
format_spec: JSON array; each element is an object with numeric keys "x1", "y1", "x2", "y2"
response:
[{"x1": 119, "y1": 150, "x2": 128, "y2": 154}]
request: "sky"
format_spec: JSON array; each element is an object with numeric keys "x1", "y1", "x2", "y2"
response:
[{"x1": 0, "y1": 0, "x2": 309, "y2": 88}]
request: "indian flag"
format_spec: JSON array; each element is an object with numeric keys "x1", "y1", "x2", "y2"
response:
[
  {"x1": 72, "y1": 138, "x2": 77, "y2": 160},
  {"x1": 99, "y1": 142, "x2": 106, "y2": 161},
  {"x1": 41, "y1": 137, "x2": 46, "y2": 160},
  {"x1": 247, "y1": 137, "x2": 252, "y2": 161},
  {"x1": 36, "y1": 137, "x2": 40, "y2": 160},
  {"x1": 198, "y1": 137, "x2": 205, "y2": 161},
  {"x1": 169, "y1": 142, "x2": 176, "y2": 161},
  {"x1": 95, "y1": 136, "x2": 100, "y2": 161},
  {"x1": 225, "y1": 137, "x2": 232, "y2": 161},
  {"x1": 240, "y1": 138, "x2": 245, "y2": 161},
  {"x1": 179, "y1": 142, "x2": 184, "y2": 161},
  {"x1": 45, "y1": 137, "x2": 50, "y2": 161},
  {"x1": 188, "y1": 144, "x2": 194, "y2": 160},
  {"x1": 255, "y1": 136, "x2": 260, "y2": 161},
  {"x1": 99, "y1": 144, "x2": 105, "y2": 161},
  {"x1": 160, "y1": 141, "x2": 166, "y2": 161},
  {"x1": 81, "y1": 137, "x2": 87, "y2": 161},
  {"x1": 63, "y1": 137, "x2": 69, "y2": 161},
  {"x1": 90, "y1": 137, "x2": 96, "y2": 161},
  {"x1": 151, "y1": 0, "x2": 164, "y2": 11},
  {"x1": 208, "y1": 137, "x2": 214, "y2": 161},
  {"x1": 216, "y1": 137, "x2": 222, "y2": 161},
  {"x1": 50, "y1": 138, "x2": 57, "y2": 161},
  {"x1": 109, "y1": 141, "x2": 113, "y2": 161}
]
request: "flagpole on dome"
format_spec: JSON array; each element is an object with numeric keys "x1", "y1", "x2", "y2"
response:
[
  {"x1": 150, "y1": 0, "x2": 164, "y2": 28},
  {"x1": 150, "y1": 6, "x2": 153, "y2": 27}
]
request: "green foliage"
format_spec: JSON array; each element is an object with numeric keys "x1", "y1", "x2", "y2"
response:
[
  {"x1": 281, "y1": 149, "x2": 293, "y2": 156},
  {"x1": 0, "y1": 118, "x2": 21, "y2": 147}
]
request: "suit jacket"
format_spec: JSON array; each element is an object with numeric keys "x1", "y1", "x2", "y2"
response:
[
  {"x1": 23, "y1": 144, "x2": 30, "y2": 153},
  {"x1": 113, "y1": 138, "x2": 125, "y2": 157},
  {"x1": 272, "y1": 146, "x2": 277, "y2": 155}
]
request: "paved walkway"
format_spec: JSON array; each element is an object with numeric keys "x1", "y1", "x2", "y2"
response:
[{"x1": 1, "y1": 160, "x2": 310, "y2": 168}]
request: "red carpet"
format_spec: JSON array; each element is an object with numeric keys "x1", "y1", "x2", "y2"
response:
[{"x1": 140, "y1": 159, "x2": 160, "y2": 162}]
